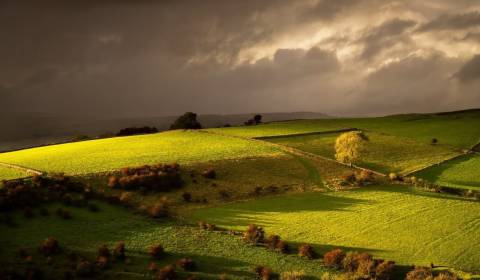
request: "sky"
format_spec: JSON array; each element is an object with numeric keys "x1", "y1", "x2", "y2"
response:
[{"x1": 1, "y1": 0, "x2": 480, "y2": 117}]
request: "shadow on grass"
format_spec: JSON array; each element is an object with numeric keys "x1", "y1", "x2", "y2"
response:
[{"x1": 414, "y1": 154, "x2": 476, "y2": 185}]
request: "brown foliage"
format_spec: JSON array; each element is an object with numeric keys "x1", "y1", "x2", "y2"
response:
[
  {"x1": 149, "y1": 244, "x2": 165, "y2": 259},
  {"x1": 40, "y1": 237, "x2": 60, "y2": 256},
  {"x1": 243, "y1": 224, "x2": 265, "y2": 244},
  {"x1": 254, "y1": 266, "x2": 273, "y2": 280},
  {"x1": 405, "y1": 266, "x2": 433, "y2": 280},
  {"x1": 375, "y1": 260, "x2": 396, "y2": 280},
  {"x1": 176, "y1": 258, "x2": 196, "y2": 271},
  {"x1": 157, "y1": 265, "x2": 176, "y2": 280},
  {"x1": 298, "y1": 244, "x2": 315, "y2": 259},
  {"x1": 323, "y1": 248, "x2": 345, "y2": 269}
]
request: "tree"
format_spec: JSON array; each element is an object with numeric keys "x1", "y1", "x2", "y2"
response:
[
  {"x1": 335, "y1": 131, "x2": 368, "y2": 164},
  {"x1": 254, "y1": 114, "x2": 262, "y2": 124},
  {"x1": 170, "y1": 112, "x2": 202, "y2": 130}
]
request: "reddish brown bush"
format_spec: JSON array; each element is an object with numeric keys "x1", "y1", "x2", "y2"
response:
[
  {"x1": 405, "y1": 266, "x2": 432, "y2": 280},
  {"x1": 149, "y1": 244, "x2": 165, "y2": 259},
  {"x1": 434, "y1": 272, "x2": 457, "y2": 280},
  {"x1": 76, "y1": 260, "x2": 94, "y2": 277},
  {"x1": 108, "y1": 176, "x2": 119, "y2": 188},
  {"x1": 40, "y1": 237, "x2": 60, "y2": 256},
  {"x1": 202, "y1": 169, "x2": 216, "y2": 179},
  {"x1": 176, "y1": 258, "x2": 196, "y2": 271},
  {"x1": 149, "y1": 198, "x2": 169, "y2": 218},
  {"x1": 113, "y1": 241, "x2": 126, "y2": 261},
  {"x1": 114, "y1": 164, "x2": 182, "y2": 192},
  {"x1": 265, "y1": 235, "x2": 289, "y2": 253},
  {"x1": 157, "y1": 265, "x2": 176, "y2": 280},
  {"x1": 323, "y1": 248, "x2": 345, "y2": 269},
  {"x1": 97, "y1": 244, "x2": 111, "y2": 258},
  {"x1": 254, "y1": 266, "x2": 273, "y2": 280},
  {"x1": 96, "y1": 255, "x2": 109, "y2": 270},
  {"x1": 243, "y1": 224, "x2": 265, "y2": 244},
  {"x1": 298, "y1": 244, "x2": 315, "y2": 259},
  {"x1": 375, "y1": 260, "x2": 396, "y2": 280}
]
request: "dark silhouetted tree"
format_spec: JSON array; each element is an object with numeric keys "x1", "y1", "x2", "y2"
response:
[
  {"x1": 170, "y1": 112, "x2": 202, "y2": 130},
  {"x1": 254, "y1": 114, "x2": 262, "y2": 124}
]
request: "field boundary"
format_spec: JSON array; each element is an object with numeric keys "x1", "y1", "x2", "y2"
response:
[
  {"x1": 0, "y1": 161, "x2": 43, "y2": 177},
  {"x1": 253, "y1": 128, "x2": 356, "y2": 140},
  {"x1": 405, "y1": 152, "x2": 471, "y2": 177},
  {"x1": 200, "y1": 130, "x2": 387, "y2": 178}
]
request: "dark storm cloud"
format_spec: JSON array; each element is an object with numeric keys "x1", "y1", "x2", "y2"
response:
[
  {"x1": 455, "y1": 55, "x2": 480, "y2": 83},
  {"x1": 0, "y1": 0, "x2": 480, "y2": 117},
  {"x1": 417, "y1": 11, "x2": 480, "y2": 32}
]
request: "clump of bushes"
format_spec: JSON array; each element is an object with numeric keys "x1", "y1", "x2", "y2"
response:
[
  {"x1": 298, "y1": 244, "x2": 316, "y2": 259},
  {"x1": 108, "y1": 164, "x2": 182, "y2": 192},
  {"x1": 323, "y1": 248, "x2": 345, "y2": 269},
  {"x1": 176, "y1": 258, "x2": 196, "y2": 271},
  {"x1": 202, "y1": 168, "x2": 216, "y2": 179},
  {"x1": 198, "y1": 221, "x2": 216, "y2": 231},
  {"x1": 405, "y1": 266, "x2": 432, "y2": 280},
  {"x1": 243, "y1": 224, "x2": 265, "y2": 245},
  {"x1": 375, "y1": 260, "x2": 396, "y2": 280},
  {"x1": 116, "y1": 126, "x2": 158, "y2": 137},
  {"x1": 388, "y1": 173, "x2": 401, "y2": 181},
  {"x1": 265, "y1": 235, "x2": 289, "y2": 253},
  {"x1": 76, "y1": 259, "x2": 95, "y2": 277},
  {"x1": 254, "y1": 266, "x2": 273, "y2": 280},
  {"x1": 170, "y1": 112, "x2": 202, "y2": 130},
  {"x1": 157, "y1": 265, "x2": 176, "y2": 280},
  {"x1": 338, "y1": 170, "x2": 376, "y2": 187},
  {"x1": 149, "y1": 244, "x2": 165, "y2": 259},
  {"x1": 113, "y1": 241, "x2": 126, "y2": 261},
  {"x1": 97, "y1": 244, "x2": 111, "y2": 258},
  {"x1": 149, "y1": 197, "x2": 169, "y2": 218},
  {"x1": 40, "y1": 237, "x2": 61, "y2": 256}
]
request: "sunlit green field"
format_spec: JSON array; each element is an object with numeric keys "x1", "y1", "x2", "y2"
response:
[
  {"x1": 0, "y1": 202, "x2": 328, "y2": 279},
  {"x1": 0, "y1": 166, "x2": 29, "y2": 181},
  {"x1": 187, "y1": 185, "x2": 480, "y2": 273},
  {"x1": 0, "y1": 130, "x2": 281, "y2": 175},
  {"x1": 415, "y1": 154, "x2": 480, "y2": 190},
  {"x1": 268, "y1": 132, "x2": 460, "y2": 174},
  {"x1": 213, "y1": 111, "x2": 480, "y2": 149}
]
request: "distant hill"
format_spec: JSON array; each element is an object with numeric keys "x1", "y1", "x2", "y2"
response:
[{"x1": 0, "y1": 111, "x2": 329, "y2": 151}]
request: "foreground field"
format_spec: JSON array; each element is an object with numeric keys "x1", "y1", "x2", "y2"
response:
[
  {"x1": 213, "y1": 110, "x2": 480, "y2": 149},
  {"x1": 0, "y1": 202, "x2": 328, "y2": 279},
  {"x1": 415, "y1": 154, "x2": 480, "y2": 190},
  {"x1": 268, "y1": 132, "x2": 459, "y2": 174},
  {"x1": 0, "y1": 130, "x2": 281, "y2": 175},
  {"x1": 187, "y1": 184, "x2": 480, "y2": 272},
  {"x1": 0, "y1": 166, "x2": 30, "y2": 181}
]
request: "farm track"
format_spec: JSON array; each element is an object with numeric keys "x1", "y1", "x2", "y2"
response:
[{"x1": 0, "y1": 161, "x2": 42, "y2": 177}]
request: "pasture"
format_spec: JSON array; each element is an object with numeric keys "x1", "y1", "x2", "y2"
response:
[
  {"x1": 0, "y1": 130, "x2": 281, "y2": 175},
  {"x1": 415, "y1": 154, "x2": 480, "y2": 190},
  {"x1": 0, "y1": 165, "x2": 30, "y2": 181},
  {"x1": 268, "y1": 132, "x2": 459, "y2": 174},
  {"x1": 187, "y1": 184, "x2": 480, "y2": 273},
  {"x1": 0, "y1": 202, "x2": 329, "y2": 279}
]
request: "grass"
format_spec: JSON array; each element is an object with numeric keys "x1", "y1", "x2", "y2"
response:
[
  {"x1": 186, "y1": 184, "x2": 480, "y2": 273},
  {"x1": 415, "y1": 154, "x2": 480, "y2": 190},
  {"x1": 0, "y1": 130, "x2": 281, "y2": 175},
  {"x1": 268, "y1": 132, "x2": 459, "y2": 174},
  {"x1": 0, "y1": 202, "x2": 329, "y2": 279},
  {"x1": 212, "y1": 111, "x2": 480, "y2": 149},
  {"x1": 0, "y1": 166, "x2": 30, "y2": 181}
]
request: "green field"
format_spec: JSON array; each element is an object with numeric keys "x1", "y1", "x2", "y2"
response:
[
  {"x1": 268, "y1": 132, "x2": 460, "y2": 174},
  {"x1": 187, "y1": 184, "x2": 480, "y2": 273},
  {"x1": 0, "y1": 130, "x2": 281, "y2": 175},
  {"x1": 212, "y1": 111, "x2": 480, "y2": 149},
  {"x1": 0, "y1": 166, "x2": 30, "y2": 181},
  {"x1": 415, "y1": 154, "x2": 480, "y2": 190},
  {"x1": 0, "y1": 202, "x2": 328, "y2": 279}
]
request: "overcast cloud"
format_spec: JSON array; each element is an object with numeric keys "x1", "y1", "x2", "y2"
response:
[{"x1": 1, "y1": 0, "x2": 480, "y2": 117}]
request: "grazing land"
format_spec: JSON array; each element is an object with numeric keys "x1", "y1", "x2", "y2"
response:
[
  {"x1": 415, "y1": 154, "x2": 480, "y2": 190},
  {"x1": 0, "y1": 130, "x2": 281, "y2": 175},
  {"x1": 0, "y1": 165, "x2": 30, "y2": 181},
  {"x1": 268, "y1": 132, "x2": 460, "y2": 174},
  {"x1": 187, "y1": 184, "x2": 480, "y2": 273}
]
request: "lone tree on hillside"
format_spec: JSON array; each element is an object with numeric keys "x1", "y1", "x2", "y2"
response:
[
  {"x1": 335, "y1": 131, "x2": 368, "y2": 164},
  {"x1": 170, "y1": 112, "x2": 202, "y2": 130},
  {"x1": 254, "y1": 114, "x2": 262, "y2": 124}
]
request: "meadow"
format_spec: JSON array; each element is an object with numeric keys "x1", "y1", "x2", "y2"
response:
[
  {"x1": 0, "y1": 202, "x2": 329, "y2": 279},
  {"x1": 187, "y1": 184, "x2": 480, "y2": 273},
  {"x1": 0, "y1": 165, "x2": 30, "y2": 181},
  {"x1": 415, "y1": 154, "x2": 480, "y2": 190},
  {"x1": 0, "y1": 130, "x2": 281, "y2": 175},
  {"x1": 268, "y1": 132, "x2": 460, "y2": 174}
]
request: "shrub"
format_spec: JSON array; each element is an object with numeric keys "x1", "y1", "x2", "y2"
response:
[
  {"x1": 113, "y1": 242, "x2": 126, "y2": 261},
  {"x1": 170, "y1": 112, "x2": 202, "y2": 130},
  {"x1": 388, "y1": 173, "x2": 400, "y2": 181},
  {"x1": 266, "y1": 235, "x2": 289, "y2": 253},
  {"x1": 198, "y1": 221, "x2": 216, "y2": 231},
  {"x1": 116, "y1": 126, "x2": 158, "y2": 137},
  {"x1": 157, "y1": 265, "x2": 176, "y2": 280},
  {"x1": 149, "y1": 244, "x2": 165, "y2": 259},
  {"x1": 114, "y1": 164, "x2": 182, "y2": 192},
  {"x1": 342, "y1": 251, "x2": 373, "y2": 274},
  {"x1": 323, "y1": 248, "x2": 345, "y2": 269},
  {"x1": 243, "y1": 224, "x2": 265, "y2": 244},
  {"x1": 254, "y1": 266, "x2": 273, "y2": 280},
  {"x1": 434, "y1": 272, "x2": 457, "y2": 280},
  {"x1": 97, "y1": 244, "x2": 111, "y2": 258},
  {"x1": 298, "y1": 244, "x2": 315, "y2": 259},
  {"x1": 76, "y1": 260, "x2": 94, "y2": 277},
  {"x1": 182, "y1": 192, "x2": 192, "y2": 202},
  {"x1": 40, "y1": 237, "x2": 60, "y2": 256},
  {"x1": 176, "y1": 258, "x2": 196, "y2": 271},
  {"x1": 280, "y1": 271, "x2": 305, "y2": 280},
  {"x1": 202, "y1": 169, "x2": 216, "y2": 179},
  {"x1": 405, "y1": 266, "x2": 432, "y2": 280},
  {"x1": 340, "y1": 172, "x2": 357, "y2": 185},
  {"x1": 96, "y1": 255, "x2": 109, "y2": 270},
  {"x1": 375, "y1": 260, "x2": 395, "y2": 280},
  {"x1": 149, "y1": 198, "x2": 169, "y2": 218},
  {"x1": 356, "y1": 170, "x2": 375, "y2": 184},
  {"x1": 119, "y1": 192, "x2": 133, "y2": 204}
]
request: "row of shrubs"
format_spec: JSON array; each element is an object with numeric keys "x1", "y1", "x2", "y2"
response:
[
  {"x1": 108, "y1": 163, "x2": 183, "y2": 192},
  {"x1": 336, "y1": 170, "x2": 376, "y2": 188},
  {"x1": 116, "y1": 126, "x2": 158, "y2": 136}
]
